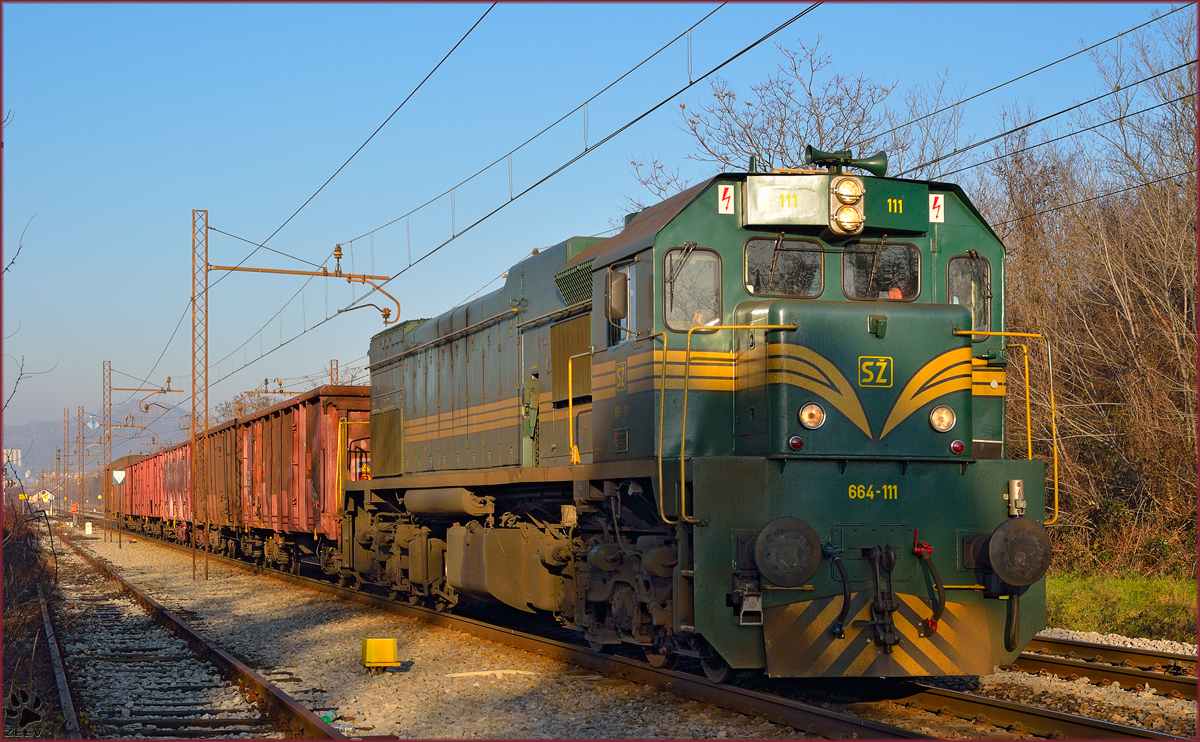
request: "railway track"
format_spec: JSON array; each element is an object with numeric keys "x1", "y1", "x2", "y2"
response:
[
  {"x1": 77, "y1": 526, "x2": 1192, "y2": 739},
  {"x1": 49, "y1": 535, "x2": 343, "y2": 739},
  {"x1": 1008, "y1": 638, "x2": 1197, "y2": 701}
]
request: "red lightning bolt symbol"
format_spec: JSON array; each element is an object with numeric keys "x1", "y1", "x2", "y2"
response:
[{"x1": 722, "y1": 188, "x2": 732, "y2": 211}]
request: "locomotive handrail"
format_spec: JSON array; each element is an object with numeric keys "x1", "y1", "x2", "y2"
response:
[
  {"x1": 653, "y1": 332, "x2": 676, "y2": 525},
  {"x1": 567, "y1": 349, "x2": 594, "y2": 465},
  {"x1": 335, "y1": 418, "x2": 371, "y2": 536},
  {"x1": 680, "y1": 324, "x2": 798, "y2": 524},
  {"x1": 1007, "y1": 344, "x2": 1034, "y2": 461},
  {"x1": 954, "y1": 330, "x2": 1060, "y2": 526},
  {"x1": 515, "y1": 299, "x2": 591, "y2": 330},
  {"x1": 372, "y1": 307, "x2": 520, "y2": 368}
]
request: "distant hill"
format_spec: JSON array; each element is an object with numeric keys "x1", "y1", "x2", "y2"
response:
[{"x1": 3, "y1": 397, "x2": 189, "y2": 484}]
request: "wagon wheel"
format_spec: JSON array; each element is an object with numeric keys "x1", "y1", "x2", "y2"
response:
[
  {"x1": 406, "y1": 594, "x2": 421, "y2": 606},
  {"x1": 700, "y1": 655, "x2": 733, "y2": 684},
  {"x1": 643, "y1": 648, "x2": 677, "y2": 670},
  {"x1": 586, "y1": 636, "x2": 616, "y2": 654},
  {"x1": 337, "y1": 571, "x2": 354, "y2": 589},
  {"x1": 290, "y1": 558, "x2": 301, "y2": 575}
]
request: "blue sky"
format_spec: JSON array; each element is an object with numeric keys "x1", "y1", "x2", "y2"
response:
[{"x1": 2, "y1": 2, "x2": 1182, "y2": 450}]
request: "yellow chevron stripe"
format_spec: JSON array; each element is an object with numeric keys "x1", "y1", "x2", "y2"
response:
[
  {"x1": 879, "y1": 347, "x2": 973, "y2": 439},
  {"x1": 766, "y1": 344, "x2": 872, "y2": 438}
]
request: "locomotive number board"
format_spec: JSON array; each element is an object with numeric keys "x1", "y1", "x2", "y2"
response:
[
  {"x1": 743, "y1": 174, "x2": 828, "y2": 227},
  {"x1": 863, "y1": 179, "x2": 929, "y2": 233}
]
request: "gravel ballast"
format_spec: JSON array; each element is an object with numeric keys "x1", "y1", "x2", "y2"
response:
[
  {"x1": 68, "y1": 531, "x2": 792, "y2": 739},
  {"x1": 1037, "y1": 626, "x2": 1198, "y2": 657}
]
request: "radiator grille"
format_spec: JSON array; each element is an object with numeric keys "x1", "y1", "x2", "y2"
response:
[{"x1": 554, "y1": 260, "x2": 594, "y2": 305}]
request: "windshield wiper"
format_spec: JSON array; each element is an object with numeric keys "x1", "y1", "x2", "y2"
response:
[
  {"x1": 666, "y1": 241, "x2": 697, "y2": 312},
  {"x1": 767, "y1": 232, "x2": 786, "y2": 289}
]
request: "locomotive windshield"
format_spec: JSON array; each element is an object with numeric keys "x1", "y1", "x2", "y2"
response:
[
  {"x1": 842, "y1": 241, "x2": 919, "y2": 301},
  {"x1": 743, "y1": 237, "x2": 822, "y2": 298}
]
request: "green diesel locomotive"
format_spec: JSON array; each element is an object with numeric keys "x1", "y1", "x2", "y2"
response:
[{"x1": 349, "y1": 147, "x2": 1054, "y2": 681}]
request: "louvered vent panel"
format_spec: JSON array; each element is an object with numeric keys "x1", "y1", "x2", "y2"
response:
[
  {"x1": 551, "y1": 314, "x2": 592, "y2": 402},
  {"x1": 554, "y1": 260, "x2": 594, "y2": 305}
]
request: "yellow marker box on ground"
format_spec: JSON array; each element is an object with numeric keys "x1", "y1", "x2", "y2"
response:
[{"x1": 361, "y1": 638, "x2": 399, "y2": 667}]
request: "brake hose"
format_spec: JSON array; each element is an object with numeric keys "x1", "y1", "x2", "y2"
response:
[
  {"x1": 913, "y1": 531, "x2": 945, "y2": 636},
  {"x1": 830, "y1": 553, "x2": 851, "y2": 639},
  {"x1": 1005, "y1": 593, "x2": 1021, "y2": 652}
]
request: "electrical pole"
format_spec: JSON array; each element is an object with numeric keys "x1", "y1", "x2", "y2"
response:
[
  {"x1": 103, "y1": 361, "x2": 111, "y2": 541},
  {"x1": 190, "y1": 216, "x2": 397, "y2": 581},
  {"x1": 76, "y1": 406, "x2": 84, "y2": 526},
  {"x1": 62, "y1": 407, "x2": 68, "y2": 516},
  {"x1": 192, "y1": 209, "x2": 209, "y2": 581},
  {"x1": 104, "y1": 360, "x2": 180, "y2": 541}
]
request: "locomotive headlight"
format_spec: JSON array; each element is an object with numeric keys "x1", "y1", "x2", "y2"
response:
[
  {"x1": 834, "y1": 178, "x2": 864, "y2": 204},
  {"x1": 834, "y1": 205, "x2": 864, "y2": 233},
  {"x1": 798, "y1": 403, "x2": 826, "y2": 429},
  {"x1": 929, "y1": 405, "x2": 956, "y2": 432}
]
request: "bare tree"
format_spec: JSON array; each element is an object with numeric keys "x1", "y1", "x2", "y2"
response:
[
  {"x1": 629, "y1": 37, "x2": 972, "y2": 206},
  {"x1": 977, "y1": 8, "x2": 1197, "y2": 574}
]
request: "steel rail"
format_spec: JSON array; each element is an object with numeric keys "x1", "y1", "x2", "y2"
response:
[
  {"x1": 35, "y1": 582, "x2": 83, "y2": 739},
  {"x1": 893, "y1": 683, "x2": 1188, "y2": 740},
  {"x1": 1014, "y1": 638, "x2": 1197, "y2": 701},
  {"x1": 1027, "y1": 637, "x2": 1196, "y2": 676},
  {"x1": 57, "y1": 536, "x2": 345, "y2": 740},
  {"x1": 87, "y1": 528, "x2": 928, "y2": 739}
]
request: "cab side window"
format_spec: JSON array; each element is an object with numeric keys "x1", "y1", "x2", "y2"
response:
[
  {"x1": 664, "y1": 247, "x2": 721, "y2": 331},
  {"x1": 842, "y1": 242, "x2": 919, "y2": 301},
  {"x1": 947, "y1": 254, "x2": 991, "y2": 338}
]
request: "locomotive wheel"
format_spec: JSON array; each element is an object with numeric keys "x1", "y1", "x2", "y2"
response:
[
  {"x1": 407, "y1": 594, "x2": 421, "y2": 606},
  {"x1": 700, "y1": 656, "x2": 733, "y2": 684},
  {"x1": 586, "y1": 637, "x2": 616, "y2": 654},
  {"x1": 643, "y1": 648, "x2": 677, "y2": 670},
  {"x1": 337, "y1": 572, "x2": 353, "y2": 589}
]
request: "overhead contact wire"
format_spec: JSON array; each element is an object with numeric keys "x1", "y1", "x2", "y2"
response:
[
  {"x1": 992, "y1": 169, "x2": 1196, "y2": 227},
  {"x1": 340, "y1": 2, "x2": 728, "y2": 245},
  {"x1": 209, "y1": 3, "x2": 822, "y2": 385},
  {"x1": 234, "y1": 2, "x2": 497, "y2": 270},
  {"x1": 940, "y1": 92, "x2": 1197, "y2": 178},
  {"x1": 349, "y1": 3, "x2": 823, "y2": 301},
  {"x1": 853, "y1": 4, "x2": 1189, "y2": 151},
  {"x1": 901, "y1": 59, "x2": 1196, "y2": 176}
]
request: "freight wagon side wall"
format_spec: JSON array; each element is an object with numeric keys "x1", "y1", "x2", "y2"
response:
[
  {"x1": 240, "y1": 386, "x2": 369, "y2": 539},
  {"x1": 205, "y1": 423, "x2": 240, "y2": 529},
  {"x1": 105, "y1": 454, "x2": 148, "y2": 520}
]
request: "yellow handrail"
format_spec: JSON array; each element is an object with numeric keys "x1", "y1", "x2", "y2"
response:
[
  {"x1": 334, "y1": 418, "x2": 371, "y2": 534},
  {"x1": 1006, "y1": 344, "x2": 1034, "y2": 461},
  {"x1": 567, "y1": 350, "x2": 593, "y2": 465},
  {"x1": 680, "y1": 323, "x2": 797, "y2": 524},
  {"x1": 955, "y1": 330, "x2": 1059, "y2": 526},
  {"x1": 646, "y1": 332, "x2": 676, "y2": 525}
]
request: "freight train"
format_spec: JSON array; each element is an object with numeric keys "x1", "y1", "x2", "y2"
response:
[{"x1": 108, "y1": 147, "x2": 1054, "y2": 682}]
